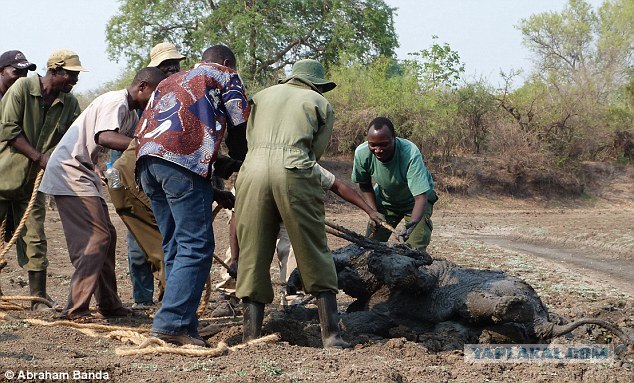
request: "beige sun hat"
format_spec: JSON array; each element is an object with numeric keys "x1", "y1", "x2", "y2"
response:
[
  {"x1": 46, "y1": 49, "x2": 88, "y2": 72},
  {"x1": 279, "y1": 59, "x2": 336, "y2": 93},
  {"x1": 148, "y1": 42, "x2": 185, "y2": 67}
]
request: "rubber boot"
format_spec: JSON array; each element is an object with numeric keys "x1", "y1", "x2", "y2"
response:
[
  {"x1": 317, "y1": 292, "x2": 351, "y2": 348},
  {"x1": 28, "y1": 270, "x2": 54, "y2": 312},
  {"x1": 242, "y1": 299, "x2": 264, "y2": 343}
]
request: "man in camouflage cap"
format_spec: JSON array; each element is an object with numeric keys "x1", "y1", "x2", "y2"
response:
[{"x1": 0, "y1": 49, "x2": 86, "y2": 310}]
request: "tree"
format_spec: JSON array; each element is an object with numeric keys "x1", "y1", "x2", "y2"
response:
[
  {"x1": 456, "y1": 79, "x2": 495, "y2": 154},
  {"x1": 513, "y1": 0, "x2": 633, "y2": 162},
  {"x1": 518, "y1": 0, "x2": 596, "y2": 78},
  {"x1": 106, "y1": 0, "x2": 398, "y2": 85},
  {"x1": 405, "y1": 35, "x2": 465, "y2": 89}
]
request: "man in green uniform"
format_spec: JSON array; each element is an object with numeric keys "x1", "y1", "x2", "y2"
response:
[
  {"x1": 235, "y1": 59, "x2": 349, "y2": 348},
  {"x1": 352, "y1": 116, "x2": 437, "y2": 252},
  {"x1": 0, "y1": 50, "x2": 37, "y2": 243},
  {"x1": 0, "y1": 49, "x2": 85, "y2": 310}
]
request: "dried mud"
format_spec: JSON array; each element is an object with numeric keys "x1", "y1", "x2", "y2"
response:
[{"x1": 0, "y1": 160, "x2": 633, "y2": 382}]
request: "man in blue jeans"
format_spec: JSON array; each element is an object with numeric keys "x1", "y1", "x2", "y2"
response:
[
  {"x1": 109, "y1": 42, "x2": 186, "y2": 307},
  {"x1": 136, "y1": 45, "x2": 249, "y2": 347}
]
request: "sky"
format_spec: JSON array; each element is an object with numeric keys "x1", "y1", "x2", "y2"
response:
[{"x1": 1, "y1": 0, "x2": 606, "y2": 93}]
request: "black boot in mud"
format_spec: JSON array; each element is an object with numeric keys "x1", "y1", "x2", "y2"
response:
[
  {"x1": 242, "y1": 299, "x2": 265, "y2": 343},
  {"x1": 28, "y1": 270, "x2": 55, "y2": 312},
  {"x1": 317, "y1": 292, "x2": 351, "y2": 349}
]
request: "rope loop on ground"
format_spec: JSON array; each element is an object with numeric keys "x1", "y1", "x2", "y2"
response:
[{"x1": 17, "y1": 317, "x2": 279, "y2": 357}]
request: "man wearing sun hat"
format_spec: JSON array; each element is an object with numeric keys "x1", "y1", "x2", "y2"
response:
[
  {"x1": 0, "y1": 50, "x2": 37, "y2": 102},
  {"x1": 0, "y1": 49, "x2": 86, "y2": 311},
  {"x1": 234, "y1": 59, "x2": 349, "y2": 348},
  {"x1": 148, "y1": 42, "x2": 186, "y2": 76}
]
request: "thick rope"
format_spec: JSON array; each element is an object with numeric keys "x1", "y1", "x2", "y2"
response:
[
  {"x1": 0, "y1": 295, "x2": 53, "y2": 312},
  {"x1": 1, "y1": 295, "x2": 53, "y2": 305},
  {"x1": 115, "y1": 333, "x2": 280, "y2": 357},
  {"x1": 197, "y1": 275, "x2": 213, "y2": 316},
  {"x1": 0, "y1": 169, "x2": 45, "y2": 268},
  {"x1": 0, "y1": 219, "x2": 6, "y2": 247},
  {"x1": 24, "y1": 317, "x2": 279, "y2": 357},
  {"x1": 25, "y1": 318, "x2": 151, "y2": 333}
]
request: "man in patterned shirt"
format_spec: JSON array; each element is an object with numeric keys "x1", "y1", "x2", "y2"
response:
[{"x1": 136, "y1": 45, "x2": 249, "y2": 347}]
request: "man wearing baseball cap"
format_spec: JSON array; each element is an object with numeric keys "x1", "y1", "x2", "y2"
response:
[
  {"x1": 0, "y1": 50, "x2": 37, "y2": 102},
  {"x1": 148, "y1": 42, "x2": 185, "y2": 76},
  {"x1": 0, "y1": 50, "x2": 37, "y2": 243},
  {"x1": 0, "y1": 49, "x2": 86, "y2": 311}
]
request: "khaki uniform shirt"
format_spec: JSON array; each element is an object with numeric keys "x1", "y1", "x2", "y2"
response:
[
  {"x1": 0, "y1": 75, "x2": 81, "y2": 197},
  {"x1": 246, "y1": 77, "x2": 334, "y2": 169}
]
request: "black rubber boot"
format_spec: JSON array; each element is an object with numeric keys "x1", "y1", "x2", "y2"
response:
[
  {"x1": 28, "y1": 270, "x2": 54, "y2": 312},
  {"x1": 242, "y1": 299, "x2": 265, "y2": 343},
  {"x1": 317, "y1": 292, "x2": 351, "y2": 348}
]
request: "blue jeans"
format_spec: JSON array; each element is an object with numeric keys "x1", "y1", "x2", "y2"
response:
[
  {"x1": 127, "y1": 232, "x2": 154, "y2": 304},
  {"x1": 138, "y1": 156, "x2": 214, "y2": 336}
]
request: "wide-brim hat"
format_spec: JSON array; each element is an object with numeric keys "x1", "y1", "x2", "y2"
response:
[
  {"x1": 280, "y1": 59, "x2": 336, "y2": 93},
  {"x1": 148, "y1": 42, "x2": 185, "y2": 67},
  {"x1": 47, "y1": 49, "x2": 88, "y2": 72}
]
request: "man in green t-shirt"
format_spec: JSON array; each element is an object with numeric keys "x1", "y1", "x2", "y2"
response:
[{"x1": 352, "y1": 117, "x2": 437, "y2": 252}]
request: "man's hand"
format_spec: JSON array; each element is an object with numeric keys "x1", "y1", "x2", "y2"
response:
[
  {"x1": 213, "y1": 189, "x2": 235, "y2": 210},
  {"x1": 214, "y1": 155, "x2": 242, "y2": 179},
  {"x1": 368, "y1": 211, "x2": 387, "y2": 228},
  {"x1": 36, "y1": 153, "x2": 49, "y2": 170},
  {"x1": 95, "y1": 166, "x2": 107, "y2": 186},
  {"x1": 398, "y1": 220, "x2": 418, "y2": 242},
  {"x1": 227, "y1": 261, "x2": 238, "y2": 280}
]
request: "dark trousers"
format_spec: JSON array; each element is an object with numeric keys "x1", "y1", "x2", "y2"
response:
[{"x1": 55, "y1": 195, "x2": 123, "y2": 317}]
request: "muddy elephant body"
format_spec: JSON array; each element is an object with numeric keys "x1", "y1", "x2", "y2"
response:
[{"x1": 333, "y1": 245, "x2": 590, "y2": 343}]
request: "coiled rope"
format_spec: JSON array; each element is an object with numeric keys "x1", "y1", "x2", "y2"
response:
[{"x1": 23, "y1": 318, "x2": 278, "y2": 356}]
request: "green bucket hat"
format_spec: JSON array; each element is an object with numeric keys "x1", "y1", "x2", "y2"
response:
[{"x1": 280, "y1": 59, "x2": 336, "y2": 93}]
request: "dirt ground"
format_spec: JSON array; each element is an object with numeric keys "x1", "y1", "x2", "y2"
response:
[{"x1": 0, "y1": 159, "x2": 632, "y2": 382}]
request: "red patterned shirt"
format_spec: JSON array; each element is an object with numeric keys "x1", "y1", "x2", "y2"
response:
[{"x1": 135, "y1": 63, "x2": 250, "y2": 178}]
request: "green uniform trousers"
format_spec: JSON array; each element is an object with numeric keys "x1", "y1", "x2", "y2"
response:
[
  {"x1": 109, "y1": 145, "x2": 165, "y2": 294},
  {"x1": 235, "y1": 150, "x2": 338, "y2": 304},
  {"x1": 0, "y1": 191, "x2": 48, "y2": 271},
  {"x1": 366, "y1": 191, "x2": 437, "y2": 252}
]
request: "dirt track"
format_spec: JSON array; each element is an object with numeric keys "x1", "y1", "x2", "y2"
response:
[{"x1": 0, "y1": 160, "x2": 633, "y2": 382}]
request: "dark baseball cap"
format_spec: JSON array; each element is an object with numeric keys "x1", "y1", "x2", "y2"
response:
[{"x1": 0, "y1": 50, "x2": 37, "y2": 71}]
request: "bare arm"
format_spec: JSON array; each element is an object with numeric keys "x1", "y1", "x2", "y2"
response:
[
  {"x1": 409, "y1": 193, "x2": 428, "y2": 226},
  {"x1": 96, "y1": 131, "x2": 133, "y2": 152},
  {"x1": 224, "y1": 122, "x2": 247, "y2": 161},
  {"x1": 8, "y1": 134, "x2": 48, "y2": 169},
  {"x1": 330, "y1": 179, "x2": 381, "y2": 222},
  {"x1": 398, "y1": 193, "x2": 428, "y2": 241},
  {"x1": 358, "y1": 181, "x2": 378, "y2": 212}
]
